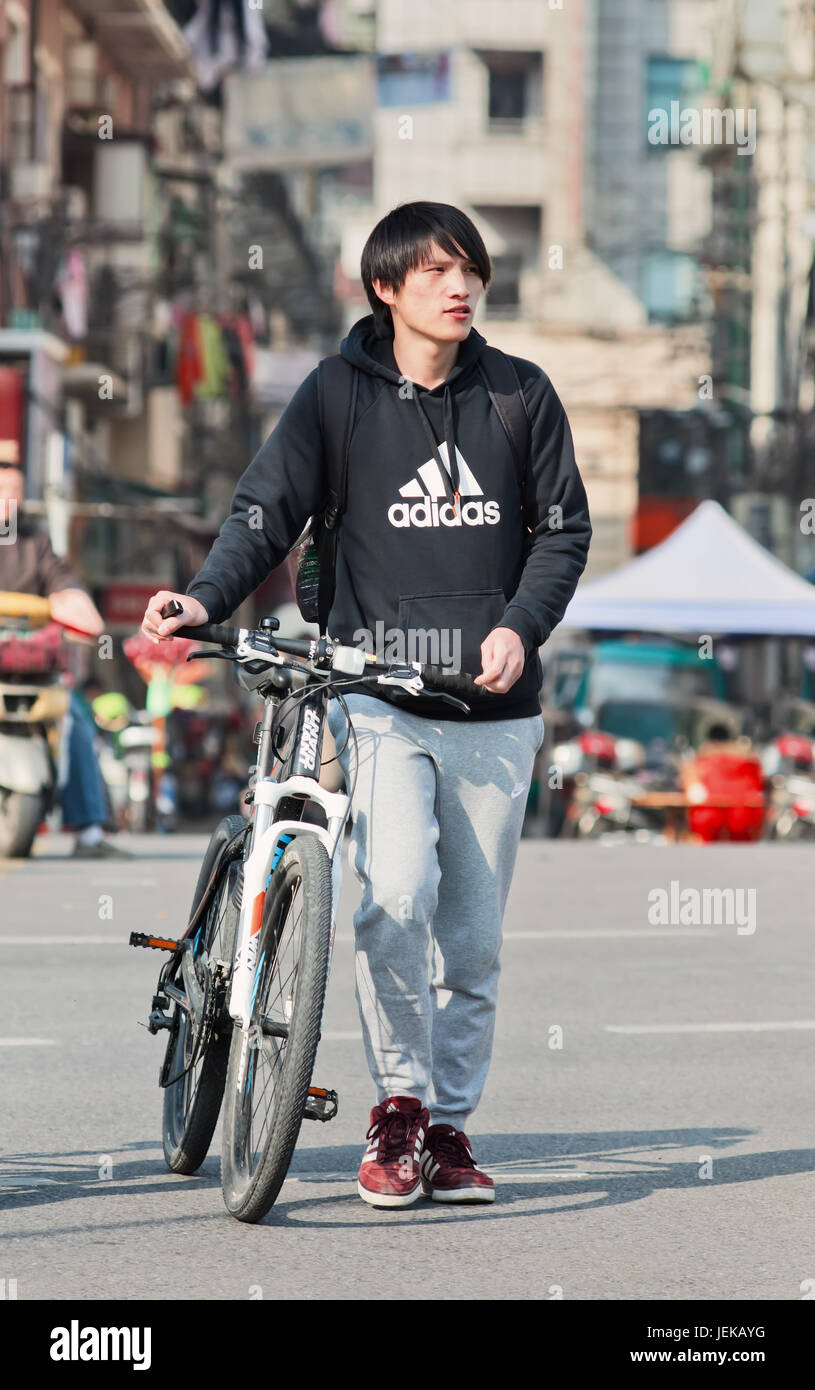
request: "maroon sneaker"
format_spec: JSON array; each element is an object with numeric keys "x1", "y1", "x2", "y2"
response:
[
  {"x1": 357, "y1": 1096, "x2": 429, "y2": 1208},
  {"x1": 419, "y1": 1124, "x2": 495, "y2": 1203}
]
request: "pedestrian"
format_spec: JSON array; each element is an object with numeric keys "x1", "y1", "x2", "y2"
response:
[
  {"x1": 141, "y1": 201, "x2": 591, "y2": 1206},
  {"x1": 0, "y1": 462, "x2": 131, "y2": 858}
]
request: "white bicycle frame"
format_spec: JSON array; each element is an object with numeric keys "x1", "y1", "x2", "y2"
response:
[
  {"x1": 228, "y1": 773, "x2": 350, "y2": 1028},
  {"x1": 217, "y1": 630, "x2": 421, "y2": 1032}
]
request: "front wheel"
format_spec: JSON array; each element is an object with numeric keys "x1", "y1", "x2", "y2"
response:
[
  {"x1": 221, "y1": 835, "x2": 332, "y2": 1223},
  {"x1": 162, "y1": 814, "x2": 247, "y2": 1174},
  {"x1": 0, "y1": 788, "x2": 47, "y2": 858}
]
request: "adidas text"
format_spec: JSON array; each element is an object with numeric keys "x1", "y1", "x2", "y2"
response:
[{"x1": 388, "y1": 497, "x2": 500, "y2": 528}]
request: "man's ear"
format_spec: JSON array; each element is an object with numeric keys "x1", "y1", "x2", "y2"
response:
[{"x1": 372, "y1": 277, "x2": 395, "y2": 307}]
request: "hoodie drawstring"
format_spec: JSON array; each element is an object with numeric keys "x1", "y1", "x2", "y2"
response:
[{"x1": 411, "y1": 385, "x2": 461, "y2": 513}]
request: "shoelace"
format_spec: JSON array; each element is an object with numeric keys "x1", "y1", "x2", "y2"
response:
[
  {"x1": 430, "y1": 1130, "x2": 476, "y2": 1170},
  {"x1": 367, "y1": 1109, "x2": 419, "y2": 1164}
]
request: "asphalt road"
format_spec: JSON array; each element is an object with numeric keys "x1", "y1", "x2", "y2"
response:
[{"x1": 1, "y1": 832, "x2": 813, "y2": 1301}]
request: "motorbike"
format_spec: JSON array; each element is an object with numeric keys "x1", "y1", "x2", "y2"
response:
[
  {"x1": 554, "y1": 728, "x2": 666, "y2": 840},
  {"x1": 762, "y1": 733, "x2": 815, "y2": 841},
  {"x1": 0, "y1": 591, "x2": 68, "y2": 857}
]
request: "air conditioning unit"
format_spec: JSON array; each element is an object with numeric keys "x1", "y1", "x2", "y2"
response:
[{"x1": 10, "y1": 161, "x2": 51, "y2": 199}]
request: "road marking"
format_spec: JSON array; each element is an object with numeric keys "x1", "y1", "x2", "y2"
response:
[
  {"x1": 0, "y1": 937, "x2": 124, "y2": 945},
  {"x1": 330, "y1": 929, "x2": 722, "y2": 944},
  {"x1": 0, "y1": 1175, "x2": 59, "y2": 1187},
  {"x1": 503, "y1": 929, "x2": 724, "y2": 939},
  {"x1": 0, "y1": 1037, "x2": 57, "y2": 1046},
  {"x1": 605, "y1": 1021, "x2": 815, "y2": 1034},
  {"x1": 283, "y1": 1169, "x2": 592, "y2": 1184}
]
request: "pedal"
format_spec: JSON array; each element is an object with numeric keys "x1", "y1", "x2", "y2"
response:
[
  {"x1": 303, "y1": 1086, "x2": 338, "y2": 1122},
  {"x1": 129, "y1": 932, "x2": 182, "y2": 953},
  {"x1": 147, "y1": 994, "x2": 173, "y2": 1034}
]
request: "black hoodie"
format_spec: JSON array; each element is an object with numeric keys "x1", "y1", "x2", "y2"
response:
[{"x1": 186, "y1": 314, "x2": 591, "y2": 721}]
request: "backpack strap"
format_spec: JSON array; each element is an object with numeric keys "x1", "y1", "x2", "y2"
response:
[
  {"x1": 315, "y1": 354, "x2": 359, "y2": 630},
  {"x1": 476, "y1": 347, "x2": 532, "y2": 524}
]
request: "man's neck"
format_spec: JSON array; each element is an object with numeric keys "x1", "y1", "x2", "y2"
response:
[{"x1": 390, "y1": 321, "x2": 460, "y2": 391}]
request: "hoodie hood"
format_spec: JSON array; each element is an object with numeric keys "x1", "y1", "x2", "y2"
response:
[
  {"x1": 340, "y1": 313, "x2": 487, "y2": 509},
  {"x1": 340, "y1": 312, "x2": 487, "y2": 388}
]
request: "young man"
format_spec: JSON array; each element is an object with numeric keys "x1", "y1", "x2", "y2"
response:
[{"x1": 142, "y1": 201, "x2": 591, "y2": 1207}]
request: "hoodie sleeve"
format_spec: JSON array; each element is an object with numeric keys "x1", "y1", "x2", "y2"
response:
[
  {"x1": 497, "y1": 362, "x2": 591, "y2": 653},
  {"x1": 185, "y1": 368, "x2": 324, "y2": 623}
]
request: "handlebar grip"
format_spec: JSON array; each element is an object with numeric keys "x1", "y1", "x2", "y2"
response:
[
  {"x1": 173, "y1": 623, "x2": 241, "y2": 646},
  {"x1": 419, "y1": 665, "x2": 494, "y2": 699},
  {"x1": 159, "y1": 600, "x2": 240, "y2": 648}
]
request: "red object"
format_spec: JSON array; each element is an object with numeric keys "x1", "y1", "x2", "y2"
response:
[
  {"x1": 0, "y1": 366, "x2": 25, "y2": 465},
  {"x1": 357, "y1": 1096, "x2": 429, "y2": 1207},
  {"x1": 631, "y1": 497, "x2": 697, "y2": 553},
  {"x1": 594, "y1": 795, "x2": 616, "y2": 816},
  {"x1": 0, "y1": 621, "x2": 65, "y2": 674},
  {"x1": 686, "y1": 753, "x2": 765, "y2": 842},
  {"x1": 775, "y1": 733, "x2": 815, "y2": 767},
  {"x1": 104, "y1": 584, "x2": 162, "y2": 628},
  {"x1": 793, "y1": 798, "x2": 814, "y2": 818},
  {"x1": 579, "y1": 730, "x2": 617, "y2": 763},
  {"x1": 175, "y1": 313, "x2": 204, "y2": 407},
  {"x1": 419, "y1": 1124, "x2": 495, "y2": 1203}
]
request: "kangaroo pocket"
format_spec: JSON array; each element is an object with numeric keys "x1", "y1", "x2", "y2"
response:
[{"x1": 397, "y1": 588, "x2": 506, "y2": 676}]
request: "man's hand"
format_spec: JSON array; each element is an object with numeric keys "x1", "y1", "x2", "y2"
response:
[
  {"x1": 475, "y1": 626, "x2": 526, "y2": 693},
  {"x1": 141, "y1": 591, "x2": 209, "y2": 645},
  {"x1": 49, "y1": 588, "x2": 105, "y2": 641}
]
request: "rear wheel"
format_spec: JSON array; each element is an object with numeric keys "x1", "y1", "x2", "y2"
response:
[
  {"x1": 221, "y1": 835, "x2": 332, "y2": 1222},
  {"x1": 162, "y1": 814, "x2": 247, "y2": 1174}
]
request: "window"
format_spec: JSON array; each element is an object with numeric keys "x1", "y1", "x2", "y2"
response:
[
  {"x1": 484, "y1": 254, "x2": 522, "y2": 318},
  {"x1": 477, "y1": 51, "x2": 543, "y2": 131},
  {"x1": 377, "y1": 53, "x2": 451, "y2": 108},
  {"x1": 642, "y1": 252, "x2": 700, "y2": 321},
  {"x1": 645, "y1": 56, "x2": 705, "y2": 147}
]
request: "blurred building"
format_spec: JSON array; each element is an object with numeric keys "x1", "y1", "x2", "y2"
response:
[
  {"x1": 704, "y1": 0, "x2": 815, "y2": 572},
  {"x1": 329, "y1": 0, "x2": 720, "y2": 575},
  {"x1": 0, "y1": 0, "x2": 372, "y2": 664}
]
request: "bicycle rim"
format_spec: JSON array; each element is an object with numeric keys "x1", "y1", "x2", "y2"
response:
[
  {"x1": 221, "y1": 836, "x2": 332, "y2": 1222},
  {"x1": 162, "y1": 828, "x2": 243, "y2": 1174}
]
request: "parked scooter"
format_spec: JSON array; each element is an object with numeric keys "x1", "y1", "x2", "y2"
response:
[
  {"x1": 762, "y1": 733, "x2": 815, "y2": 841},
  {"x1": 554, "y1": 729, "x2": 661, "y2": 839},
  {"x1": 0, "y1": 591, "x2": 68, "y2": 857}
]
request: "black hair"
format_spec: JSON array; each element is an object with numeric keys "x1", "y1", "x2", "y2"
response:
[{"x1": 360, "y1": 201, "x2": 492, "y2": 338}]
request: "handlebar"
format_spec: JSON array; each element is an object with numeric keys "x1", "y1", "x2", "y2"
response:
[
  {"x1": 165, "y1": 620, "x2": 242, "y2": 647},
  {"x1": 158, "y1": 602, "x2": 498, "y2": 703},
  {"x1": 417, "y1": 665, "x2": 493, "y2": 700}
]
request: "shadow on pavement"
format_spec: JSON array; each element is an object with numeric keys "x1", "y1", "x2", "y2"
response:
[{"x1": 3, "y1": 1129, "x2": 813, "y2": 1233}]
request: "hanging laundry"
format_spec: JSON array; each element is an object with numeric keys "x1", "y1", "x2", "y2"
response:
[
  {"x1": 56, "y1": 249, "x2": 88, "y2": 340},
  {"x1": 220, "y1": 312, "x2": 256, "y2": 390},
  {"x1": 246, "y1": 292, "x2": 267, "y2": 342},
  {"x1": 195, "y1": 313, "x2": 231, "y2": 400},
  {"x1": 176, "y1": 312, "x2": 205, "y2": 406},
  {"x1": 183, "y1": 0, "x2": 269, "y2": 94}
]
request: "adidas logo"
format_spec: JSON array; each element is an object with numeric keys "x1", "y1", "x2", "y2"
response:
[{"x1": 387, "y1": 442, "x2": 501, "y2": 529}]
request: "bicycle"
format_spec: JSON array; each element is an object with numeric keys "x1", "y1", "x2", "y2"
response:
[{"x1": 131, "y1": 602, "x2": 488, "y2": 1223}]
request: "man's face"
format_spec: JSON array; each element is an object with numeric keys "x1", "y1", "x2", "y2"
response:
[
  {"x1": 374, "y1": 240, "x2": 485, "y2": 343},
  {"x1": 0, "y1": 468, "x2": 24, "y2": 509}
]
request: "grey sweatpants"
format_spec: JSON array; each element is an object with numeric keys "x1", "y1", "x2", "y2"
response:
[{"x1": 326, "y1": 692, "x2": 544, "y2": 1131}]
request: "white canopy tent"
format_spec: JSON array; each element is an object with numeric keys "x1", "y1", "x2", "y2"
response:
[{"x1": 561, "y1": 500, "x2": 815, "y2": 635}]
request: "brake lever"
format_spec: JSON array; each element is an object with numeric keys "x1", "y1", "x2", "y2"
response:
[
  {"x1": 185, "y1": 649, "x2": 236, "y2": 663},
  {"x1": 429, "y1": 691, "x2": 471, "y2": 714}
]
